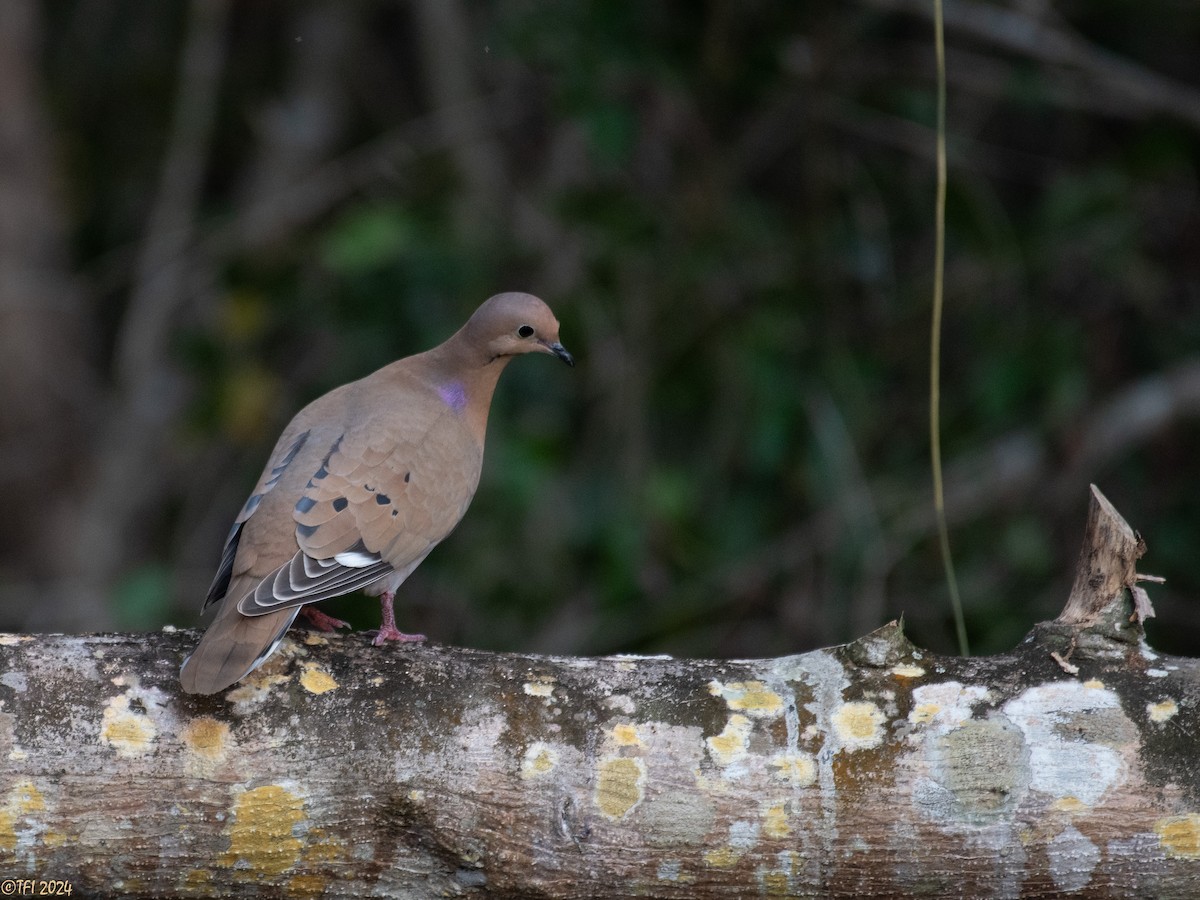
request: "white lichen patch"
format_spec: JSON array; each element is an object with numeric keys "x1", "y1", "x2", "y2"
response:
[
  {"x1": 705, "y1": 714, "x2": 753, "y2": 768},
  {"x1": 100, "y1": 693, "x2": 157, "y2": 757},
  {"x1": 907, "y1": 681, "x2": 990, "y2": 730},
  {"x1": 1146, "y1": 668, "x2": 1170, "y2": 678},
  {"x1": 523, "y1": 678, "x2": 555, "y2": 697},
  {"x1": 709, "y1": 679, "x2": 784, "y2": 717},
  {"x1": 520, "y1": 742, "x2": 560, "y2": 780},
  {"x1": 226, "y1": 672, "x2": 290, "y2": 712},
  {"x1": 0, "y1": 635, "x2": 32, "y2": 646},
  {"x1": 1047, "y1": 825, "x2": 1100, "y2": 892},
  {"x1": 0, "y1": 671, "x2": 27, "y2": 693},
  {"x1": 1147, "y1": 699, "x2": 1179, "y2": 723},
  {"x1": 704, "y1": 820, "x2": 760, "y2": 869},
  {"x1": 831, "y1": 701, "x2": 886, "y2": 750},
  {"x1": 603, "y1": 693, "x2": 637, "y2": 715},
  {"x1": 729, "y1": 818, "x2": 760, "y2": 849},
  {"x1": 1003, "y1": 681, "x2": 1129, "y2": 806}
]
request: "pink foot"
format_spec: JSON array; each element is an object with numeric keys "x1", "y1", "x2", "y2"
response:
[
  {"x1": 301, "y1": 606, "x2": 351, "y2": 632},
  {"x1": 370, "y1": 590, "x2": 427, "y2": 647},
  {"x1": 371, "y1": 626, "x2": 427, "y2": 647}
]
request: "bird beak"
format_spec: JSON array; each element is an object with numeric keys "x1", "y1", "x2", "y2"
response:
[{"x1": 545, "y1": 341, "x2": 574, "y2": 367}]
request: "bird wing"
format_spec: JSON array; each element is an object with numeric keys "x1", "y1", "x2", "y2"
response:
[
  {"x1": 236, "y1": 403, "x2": 482, "y2": 616},
  {"x1": 202, "y1": 425, "x2": 311, "y2": 611}
]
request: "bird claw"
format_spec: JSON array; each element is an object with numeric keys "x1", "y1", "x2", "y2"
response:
[
  {"x1": 370, "y1": 627, "x2": 427, "y2": 647},
  {"x1": 300, "y1": 607, "x2": 351, "y2": 632}
]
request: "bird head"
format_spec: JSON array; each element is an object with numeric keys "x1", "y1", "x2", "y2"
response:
[{"x1": 466, "y1": 292, "x2": 574, "y2": 367}]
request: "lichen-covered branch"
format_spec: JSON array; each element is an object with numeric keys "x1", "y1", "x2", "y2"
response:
[{"x1": 1, "y1": 490, "x2": 1199, "y2": 898}]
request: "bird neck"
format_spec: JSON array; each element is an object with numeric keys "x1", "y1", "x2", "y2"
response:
[{"x1": 419, "y1": 332, "x2": 513, "y2": 444}]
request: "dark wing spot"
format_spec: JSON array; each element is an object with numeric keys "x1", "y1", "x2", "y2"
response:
[
  {"x1": 391, "y1": 510, "x2": 399, "y2": 517},
  {"x1": 297, "y1": 523, "x2": 320, "y2": 539},
  {"x1": 376, "y1": 494, "x2": 390, "y2": 505},
  {"x1": 295, "y1": 496, "x2": 316, "y2": 514},
  {"x1": 310, "y1": 434, "x2": 343, "y2": 484},
  {"x1": 332, "y1": 497, "x2": 349, "y2": 512},
  {"x1": 364, "y1": 483, "x2": 374, "y2": 492},
  {"x1": 404, "y1": 472, "x2": 411, "y2": 483}
]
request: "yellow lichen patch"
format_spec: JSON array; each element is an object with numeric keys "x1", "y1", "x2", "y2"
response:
[
  {"x1": 762, "y1": 804, "x2": 791, "y2": 839},
  {"x1": 180, "y1": 868, "x2": 212, "y2": 895},
  {"x1": 612, "y1": 723, "x2": 642, "y2": 746},
  {"x1": 288, "y1": 873, "x2": 328, "y2": 899},
  {"x1": 595, "y1": 757, "x2": 645, "y2": 819},
  {"x1": 0, "y1": 781, "x2": 46, "y2": 852},
  {"x1": 710, "y1": 680, "x2": 784, "y2": 717},
  {"x1": 910, "y1": 703, "x2": 940, "y2": 724},
  {"x1": 100, "y1": 694, "x2": 156, "y2": 757},
  {"x1": 42, "y1": 831, "x2": 68, "y2": 848},
  {"x1": 1053, "y1": 797, "x2": 1086, "y2": 813},
  {"x1": 523, "y1": 679, "x2": 555, "y2": 697},
  {"x1": 891, "y1": 664, "x2": 926, "y2": 678},
  {"x1": 220, "y1": 785, "x2": 306, "y2": 876},
  {"x1": 299, "y1": 663, "x2": 338, "y2": 695},
  {"x1": 706, "y1": 715, "x2": 752, "y2": 767},
  {"x1": 1082, "y1": 679, "x2": 1105, "y2": 690},
  {"x1": 762, "y1": 870, "x2": 791, "y2": 897},
  {"x1": 769, "y1": 753, "x2": 816, "y2": 786},
  {"x1": 0, "y1": 809, "x2": 15, "y2": 853},
  {"x1": 302, "y1": 828, "x2": 344, "y2": 864},
  {"x1": 182, "y1": 717, "x2": 231, "y2": 761},
  {"x1": 520, "y1": 742, "x2": 560, "y2": 780},
  {"x1": 832, "y1": 701, "x2": 886, "y2": 750},
  {"x1": 11, "y1": 781, "x2": 44, "y2": 814},
  {"x1": 1156, "y1": 814, "x2": 1200, "y2": 859},
  {"x1": 0, "y1": 635, "x2": 32, "y2": 646},
  {"x1": 302, "y1": 633, "x2": 328, "y2": 646},
  {"x1": 704, "y1": 845, "x2": 743, "y2": 868},
  {"x1": 1148, "y1": 699, "x2": 1179, "y2": 723}
]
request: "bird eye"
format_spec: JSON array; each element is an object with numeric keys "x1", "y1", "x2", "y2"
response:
[{"x1": 517, "y1": 324, "x2": 535, "y2": 338}]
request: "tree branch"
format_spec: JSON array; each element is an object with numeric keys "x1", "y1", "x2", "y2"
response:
[
  {"x1": 866, "y1": 0, "x2": 1200, "y2": 131},
  {"x1": 2, "y1": 492, "x2": 1198, "y2": 897}
]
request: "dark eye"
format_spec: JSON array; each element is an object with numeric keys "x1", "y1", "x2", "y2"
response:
[{"x1": 517, "y1": 324, "x2": 535, "y2": 338}]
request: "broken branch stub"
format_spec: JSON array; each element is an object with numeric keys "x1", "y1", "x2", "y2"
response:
[{"x1": 1056, "y1": 483, "x2": 1145, "y2": 627}]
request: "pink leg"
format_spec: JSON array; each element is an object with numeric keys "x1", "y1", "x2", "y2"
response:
[
  {"x1": 301, "y1": 606, "x2": 351, "y2": 632},
  {"x1": 371, "y1": 590, "x2": 426, "y2": 647}
]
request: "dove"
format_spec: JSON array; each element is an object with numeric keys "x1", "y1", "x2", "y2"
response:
[{"x1": 180, "y1": 292, "x2": 573, "y2": 694}]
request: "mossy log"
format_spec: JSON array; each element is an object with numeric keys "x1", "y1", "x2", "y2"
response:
[{"x1": 1, "y1": 487, "x2": 1198, "y2": 899}]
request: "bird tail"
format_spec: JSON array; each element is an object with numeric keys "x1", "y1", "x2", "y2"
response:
[{"x1": 180, "y1": 584, "x2": 299, "y2": 695}]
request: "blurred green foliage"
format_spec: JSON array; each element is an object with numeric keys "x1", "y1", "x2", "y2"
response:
[{"x1": 20, "y1": 0, "x2": 1200, "y2": 658}]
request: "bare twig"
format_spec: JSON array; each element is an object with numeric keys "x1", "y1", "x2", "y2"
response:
[{"x1": 866, "y1": 0, "x2": 1200, "y2": 131}]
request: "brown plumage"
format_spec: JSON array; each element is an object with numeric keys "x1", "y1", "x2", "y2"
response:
[{"x1": 180, "y1": 292, "x2": 573, "y2": 695}]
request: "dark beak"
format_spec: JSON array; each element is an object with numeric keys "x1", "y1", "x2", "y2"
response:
[{"x1": 547, "y1": 341, "x2": 574, "y2": 367}]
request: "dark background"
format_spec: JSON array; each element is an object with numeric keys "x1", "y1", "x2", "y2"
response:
[{"x1": 3, "y1": 0, "x2": 1199, "y2": 659}]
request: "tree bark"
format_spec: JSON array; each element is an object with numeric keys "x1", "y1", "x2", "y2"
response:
[{"x1": 1, "y1": 487, "x2": 1198, "y2": 899}]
